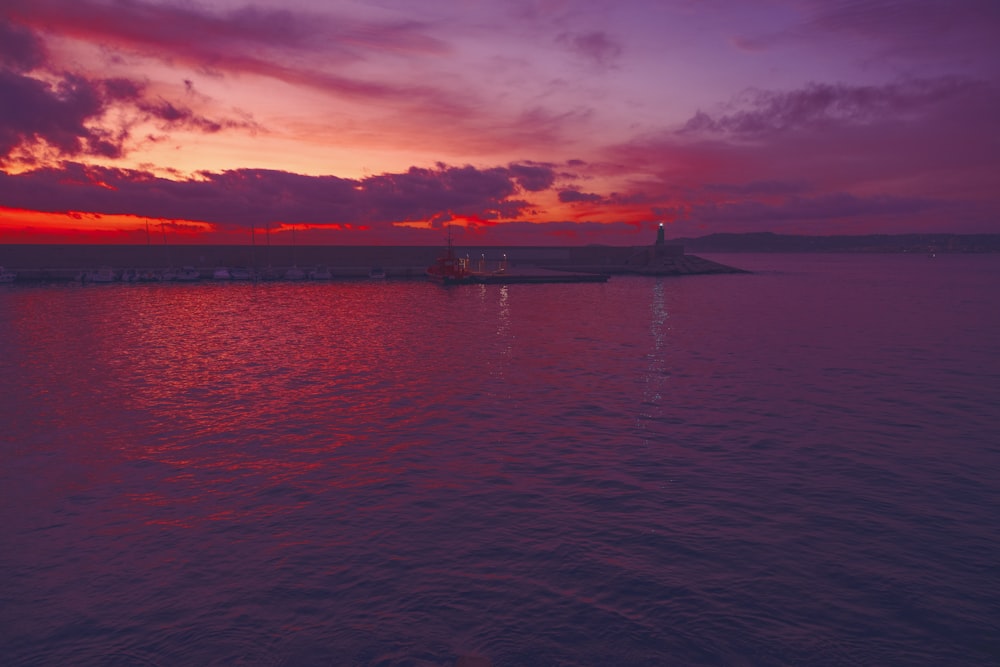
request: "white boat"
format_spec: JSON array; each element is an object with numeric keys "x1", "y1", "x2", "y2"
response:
[
  {"x1": 368, "y1": 266, "x2": 387, "y2": 280},
  {"x1": 284, "y1": 266, "x2": 306, "y2": 280},
  {"x1": 0, "y1": 267, "x2": 15, "y2": 283},
  {"x1": 175, "y1": 266, "x2": 200, "y2": 281},
  {"x1": 309, "y1": 265, "x2": 333, "y2": 280},
  {"x1": 212, "y1": 267, "x2": 232, "y2": 280},
  {"x1": 86, "y1": 267, "x2": 117, "y2": 283},
  {"x1": 230, "y1": 267, "x2": 252, "y2": 280}
]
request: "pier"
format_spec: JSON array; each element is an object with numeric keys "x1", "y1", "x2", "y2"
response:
[{"x1": 0, "y1": 239, "x2": 747, "y2": 283}]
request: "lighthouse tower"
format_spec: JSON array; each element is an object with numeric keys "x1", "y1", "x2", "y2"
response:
[{"x1": 656, "y1": 222, "x2": 665, "y2": 246}]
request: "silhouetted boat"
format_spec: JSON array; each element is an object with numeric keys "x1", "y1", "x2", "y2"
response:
[
  {"x1": 85, "y1": 267, "x2": 117, "y2": 283},
  {"x1": 0, "y1": 267, "x2": 15, "y2": 283},
  {"x1": 368, "y1": 266, "x2": 386, "y2": 280},
  {"x1": 426, "y1": 231, "x2": 474, "y2": 284},
  {"x1": 310, "y1": 265, "x2": 333, "y2": 280},
  {"x1": 212, "y1": 267, "x2": 232, "y2": 280},
  {"x1": 175, "y1": 266, "x2": 200, "y2": 281}
]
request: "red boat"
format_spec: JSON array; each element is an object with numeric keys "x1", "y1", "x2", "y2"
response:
[{"x1": 426, "y1": 231, "x2": 476, "y2": 284}]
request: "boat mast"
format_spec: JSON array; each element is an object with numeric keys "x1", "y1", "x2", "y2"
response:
[{"x1": 160, "y1": 221, "x2": 171, "y2": 268}]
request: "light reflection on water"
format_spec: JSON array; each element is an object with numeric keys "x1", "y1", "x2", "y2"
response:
[{"x1": 2, "y1": 256, "x2": 999, "y2": 666}]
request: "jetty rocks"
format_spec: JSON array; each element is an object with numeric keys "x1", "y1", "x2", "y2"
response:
[
  {"x1": 0, "y1": 241, "x2": 747, "y2": 282},
  {"x1": 561, "y1": 244, "x2": 749, "y2": 277}
]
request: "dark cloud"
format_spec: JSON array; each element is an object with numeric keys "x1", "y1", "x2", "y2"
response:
[
  {"x1": 136, "y1": 99, "x2": 227, "y2": 133},
  {"x1": 361, "y1": 165, "x2": 521, "y2": 223},
  {"x1": 597, "y1": 70, "x2": 1000, "y2": 235},
  {"x1": 6, "y1": 0, "x2": 445, "y2": 59},
  {"x1": 703, "y1": 181, "x2": 810, "y2": 196},
  {"x1": 5, "y1": 0, "x2": 450, "y2": 107},
  {"x1": 736, "y1": 1, "x2": 1000, "y2": 76},
  {"x1": 508, "y1": 162, "x2": 557, "y2": 191},
  {"x1": 0, "y1": 22, "x2": 258, "y2": 164},
  {"x1": 0, "y1": 69, "x2": 122, "y2": 159},
  {"x1": 559, "y1": 189, "x2": 604, "y2": 203},
  {"x1": 806, "y1": 0, "x2": 1000, "y2": 62},
  {"x1": 0, "y1": 162, "x2": 558, "y2": 230},
  {"x1": 0, "y1": 20, "x2": 45, "y2": 71},
  {"x1": 0, "y1": 69, "x2": 249, "y2": 162},
  {"x1": 667, "y1": 193, "x2": 941, "y2": 226},
  {"x1": 556, "y1": 31, "x2": 623, "y2": 67},
  {"x1": 102, "y1": 77, "x2": 145, "y2": 101},
  {"x1": 680, "y1": 78, "x2": 976, "y2": 137}
]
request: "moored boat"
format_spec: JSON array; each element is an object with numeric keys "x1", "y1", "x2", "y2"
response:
[
  {"x1": 426, "y1": 233, "x2": 475, "y2": 284},
  {"x1": 85, "y1": 266, "x2": 117, "y2": 283},
  {"x1": 310, "y1": 265, "x2": 333, "y2": 280},
  {"x1": 0, "y1": 266, "x2": 15, "y2": 283},
  {"x1": 175, "y1": 266, "x2": 200, "y2": 281}
]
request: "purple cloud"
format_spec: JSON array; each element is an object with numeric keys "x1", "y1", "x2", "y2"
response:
[
  {"x1": 6, "y1": 0, "x2": 450, "y2": 108},
  {"x1": 680, "y1": 78, "x2": 977, "y2": 136},
  {"x1": 0, "y1": 19, "x2": 45, "y2": 72},
  {"x1": 0, "y1": 69, "x2": 254, "y2": 163},
  {"x1": 687, "y1": 193, "x2": 941, "y2": 225},
  {"x1": 0, "y1": 70, "x2": 122, "y2": 159},
  {"x1": 703, "y1": 181, "x2": 810, "y2": 196},
  {"x1": 805, "y1": 0, "x2": 1000, "y2": 66},
  {"x1": 136, "y1": 99, "x2": 233, "y2": 134},
  {"x1": 508, "y1": 162, "x2": 557, "y2": 191},
  {"x1": 559, "y1": 189, "x2": 604, "y2": 203},
  {"x1": 735, "y1": 1, "x2": 1000, "y2": 78},
  {"x1": 595, "y1": 69, "x2": 1000, "y2": 235},
  {"x1": 556, "y1": 31, "x2": 623, "y2": 67},
  {"x1": 0, "y1": 22, "x2": 259, "y2": 164},
  {"x1": 0, "y1": 161, "x2": 558, "y2": 230}
]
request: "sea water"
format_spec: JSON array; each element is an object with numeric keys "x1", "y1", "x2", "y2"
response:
[{"x1": 1, "y1": 253, "x2": 998, "y2": 666}]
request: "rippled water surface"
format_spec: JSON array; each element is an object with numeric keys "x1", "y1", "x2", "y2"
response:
[{"x1": 2, "y1": 254, "x2": 998, "y2": 666}]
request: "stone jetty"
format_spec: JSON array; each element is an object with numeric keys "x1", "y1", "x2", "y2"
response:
[{"x1": 0, "y1": 236, "x2": 747, "y2": 283}]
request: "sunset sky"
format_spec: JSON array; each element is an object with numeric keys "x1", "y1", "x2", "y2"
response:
[{"x1": 1, "y1": 0, "x2": 998, "y2": 244}]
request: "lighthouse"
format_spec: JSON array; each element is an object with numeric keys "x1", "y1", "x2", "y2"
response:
[{"x1": 656, "y1": 222, "x2": 665, "y2": 246}]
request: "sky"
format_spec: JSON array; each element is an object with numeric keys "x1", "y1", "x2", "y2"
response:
[{"x1": 1, "y1": 0, "x2": 998, "y2": 245}]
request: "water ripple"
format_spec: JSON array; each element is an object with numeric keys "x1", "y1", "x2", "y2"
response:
[{"x1": 2, "y1": 257, "x2": 999, "y2": 665}]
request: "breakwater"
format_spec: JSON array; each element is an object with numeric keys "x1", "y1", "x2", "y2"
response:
[{"x1": 0, "y1": 243, "x2": 746, "y2": 281}]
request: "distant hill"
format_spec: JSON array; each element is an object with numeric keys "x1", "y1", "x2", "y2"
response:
[{"x1": 667, "y1": 232, "x2": 1000, "y2": 253}]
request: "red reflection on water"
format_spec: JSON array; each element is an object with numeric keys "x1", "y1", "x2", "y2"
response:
[{"x1": 70, "y1": 282, "x2": 473, "y2": 533}]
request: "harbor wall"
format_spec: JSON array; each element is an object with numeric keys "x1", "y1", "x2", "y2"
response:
[{"x1": 0, "y1": 243, "x2": 684, "y2": 274}]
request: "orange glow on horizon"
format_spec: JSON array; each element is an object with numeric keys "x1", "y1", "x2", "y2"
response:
[
  {"x1": 1, "y1": 201, "x2": 668, "y2": 246},
  {"x1": 0, "y1": 207, "x2": 216, "y2": 244}
]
